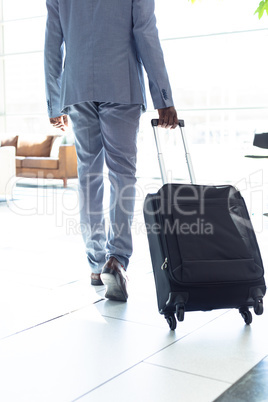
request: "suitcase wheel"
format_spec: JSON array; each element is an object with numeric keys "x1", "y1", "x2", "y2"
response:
[
  {"x1": 239, "y1": 307, "x2": 252, "y2": 325},
  {"x1": 176, "y1": 305, "x2": 185, "y2": 322},
  {"x1": 165, "y1": 314, "x2": 177, "y2": 330},
  {"x1": 254, "y1": 298, "x2": 264, "y2": 316}
]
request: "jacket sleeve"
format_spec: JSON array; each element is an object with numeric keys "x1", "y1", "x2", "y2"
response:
[
  {"x1": 132, "y1": 0, "x2": 174, "y2": 109},
  {"x1": 44, "y1": 0, "x2": 64, "y2": 118}
]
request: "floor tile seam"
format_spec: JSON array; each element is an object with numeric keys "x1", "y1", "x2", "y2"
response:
[
  {"x1": 211, "y1": 356, "x2": 268, "y2": 402},
  {"x1": 238, "y1": 354, "x2": 268, "y2": 374},
  {"x1": 56, "y1": 279, "x2": 89, "y2": 289},
  {"x1": 105, "y1": 310, "x2": 237, "y2": 374},
  {"x1": 0, "y1": 268, "x2": 72, "y2": 283},
  {"x1": 0, "y1": 301, "x2": 101, "y2": 342},
  {"x1": 143, "y1": 361, "x2": 232, "y2": 385},
  {"x1": 71, "y1": 359, "x2": 232, "y2": 402},
  {"x1": 123, "y1": 310, "x2": 233, "y2": 359},
  {"x1": 173, "y1": 308, "x2": 231, "y2": 334},
  {"x1": 95, "y1": 311, "x2": 234, "y2": 357},
  {"x1": 70, "y1": 361, "x2": 154, "y2": 401},
  {"x1": 0, "y1": 276, "x2": 89, "y2": 290},
  {"x1": 142, "y1": 340, "x2": 268, "y2": 378},
  {"x1": 0, "y1": 280, "x2": 66, "y2": 291},
  {"x1": 96, "y1": 312, "x2": 179, "y2": 331},
  {"x1": 97, "y1": 302, "x2": 229, "y2": 333},
  {"x1": 97, "y1": 308, "x2": 196, "y2": 333},
  {"x1": 68, "y1": 320, "x2": 198, "y2": 400}
]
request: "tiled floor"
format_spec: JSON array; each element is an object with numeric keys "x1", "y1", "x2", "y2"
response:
[
  {"x1": 0, "y1": 151, "x2": 268, "y2": 402},
  {"x1": 214, "y1": 356, "x2": 268, "y2": 402}
]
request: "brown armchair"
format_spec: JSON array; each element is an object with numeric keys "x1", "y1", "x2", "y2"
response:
[{"x1": 1, "y1": 134, "x2": 78, "y2": 187}]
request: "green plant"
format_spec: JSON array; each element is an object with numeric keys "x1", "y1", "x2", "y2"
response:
[
  {"x1": 254, "y1": 0, "x2": 268, "y2": 18},
  {"x1": 189, "y1": 0, "x2": 268, "y2": 19}
]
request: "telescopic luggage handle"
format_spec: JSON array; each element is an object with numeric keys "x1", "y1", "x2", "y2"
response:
[
  {"x1": 151, "y1": 118, "x2": 185, "y2": 128},
  {"x1": 151, "y1": 119, "x2": 196, "y2": 185}
]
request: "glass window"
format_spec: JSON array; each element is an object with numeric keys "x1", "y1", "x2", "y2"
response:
[
  {"x1": 0, "y1": 61, "x2": 5, "y2": 115},
  {"x1": 5, "y1": 54, "x2": 46, "y2": 115},
  {"x1": 2, "y1": 0, "x2": 46, "y2": 21},
  {"x1": 0, "y1": 0, "x2": 267, "y2": 173},
  {"x1": 4, "y1": 18, "x2": 46, "y2": 54},
  {"x1": 5, "y1": 114, "x2": 51, "y2": 135},
  {"x1": 161, "y1": 30, "x2": 268, "y2": 111},
  {"x1": 0, "y1": 116, "x2": 5, "y2": 133},
  {"x1": 155, "y1": 0, "x2": 268, "y2": 39}
]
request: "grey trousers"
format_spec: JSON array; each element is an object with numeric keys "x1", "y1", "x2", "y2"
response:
[{"x1": 68, "y1": 101, "x2": 142, "y2": 273}]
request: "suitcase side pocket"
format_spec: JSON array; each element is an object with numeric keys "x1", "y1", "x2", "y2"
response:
[
  {"x1": 167, "y1": 198, "x2": 263, "y2": 285},
  {"x1": 178, "y1": 258, "x2": 261, "y2": 284}
]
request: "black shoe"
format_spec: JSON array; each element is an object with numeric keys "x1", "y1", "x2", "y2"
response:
[
  {"x1": 91, "y1": 273, "x2": 104, "y2": 286},
  {"x1": 100, "y1": 257, "x2": 128, "y2": 301}
]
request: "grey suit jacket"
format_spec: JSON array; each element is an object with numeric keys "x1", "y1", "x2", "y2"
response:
[{"x1": 44, "y1": 0, "x2": 174, "y2": 118}]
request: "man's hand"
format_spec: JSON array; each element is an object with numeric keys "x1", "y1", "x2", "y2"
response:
[
  {"x1": 158, "y1": 106, "x2": 178, "y2": 129},
  {"x1": 49, "y1": 115, "x2": 68, "y2": 131}
]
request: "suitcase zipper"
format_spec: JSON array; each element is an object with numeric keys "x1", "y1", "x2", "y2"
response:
[{"x1": 161, "y1": 258, "x2": 168, "y2": 270}]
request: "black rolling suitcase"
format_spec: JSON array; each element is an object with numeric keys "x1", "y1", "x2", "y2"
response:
[{"x1": 143, "y1": 119, "x2": 266, "y2": 330}]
